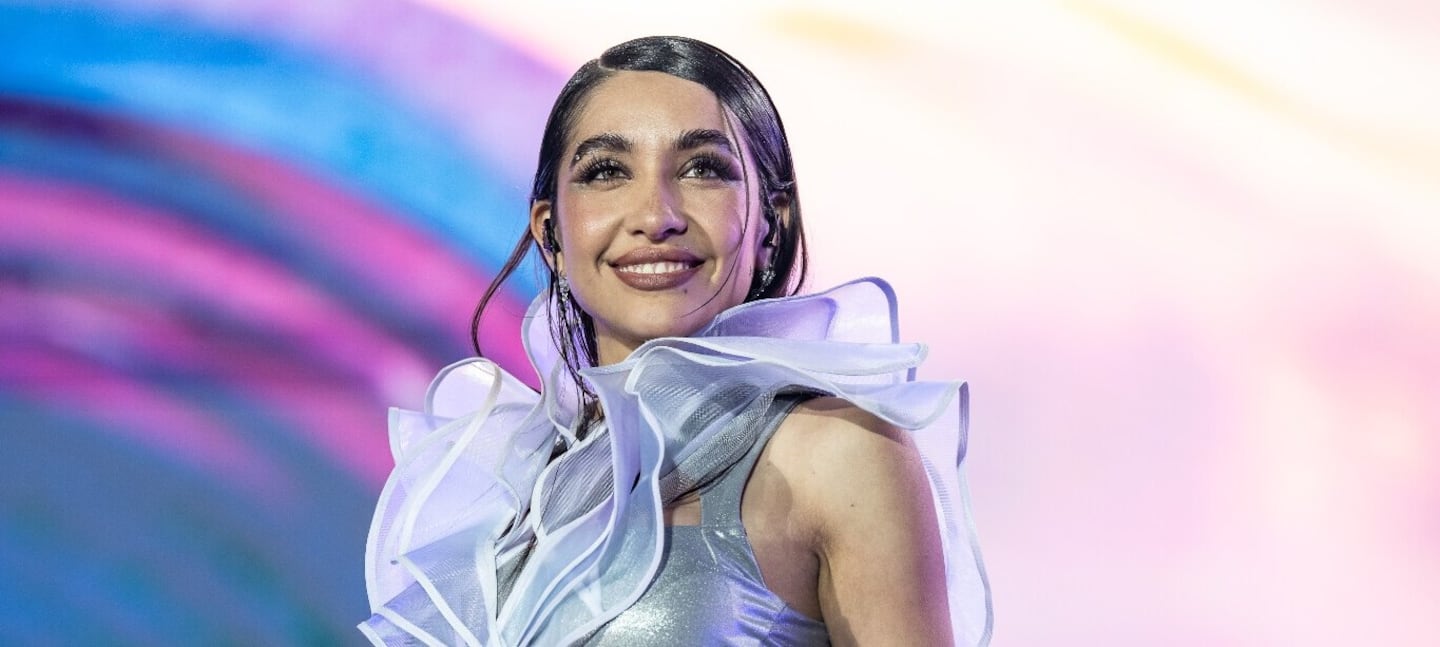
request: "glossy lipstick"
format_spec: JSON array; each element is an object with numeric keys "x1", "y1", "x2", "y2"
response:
[{"x1": 610, "y1": 247, "x2": 702, "y2": 291}]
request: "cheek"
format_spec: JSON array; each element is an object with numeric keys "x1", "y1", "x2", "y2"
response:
[
  {"x1": 554, "y1": 196, "x2": 613, "y2": 257},
  {"x1": 688, "y1": 192, "x2": 757, "y2": 246}
]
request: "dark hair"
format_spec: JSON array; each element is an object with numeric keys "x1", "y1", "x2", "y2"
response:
[{"x1": 471, "y1": 36, "x2": 808, "y2": 433}]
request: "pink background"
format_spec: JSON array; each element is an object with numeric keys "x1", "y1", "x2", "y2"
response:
[{"x1": 2, "y1": 1, "x2": 1436, "y2": 643}]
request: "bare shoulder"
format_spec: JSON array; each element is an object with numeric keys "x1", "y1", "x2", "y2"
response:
[
  {"x1": 767, "y1": 396, "x2": 925, "y2": 494},
  {"x1": 756, "y1": 395, "x2": 931, "y2": 544},
  {"x1": 766, "y1": 396, "x2": 952, "y2": 645}
]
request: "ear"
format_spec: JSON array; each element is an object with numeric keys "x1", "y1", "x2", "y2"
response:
[
  {"x1": 763, "y1": 191, "x2": 793, "y2": 248},
  {"x1": 529, "y1": 200, "x2": 562, "y2": 272}
]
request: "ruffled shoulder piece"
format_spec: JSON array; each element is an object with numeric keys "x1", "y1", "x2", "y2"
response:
[{"x1": 361, "y1": 277, "x2": 993, "y2": 646}]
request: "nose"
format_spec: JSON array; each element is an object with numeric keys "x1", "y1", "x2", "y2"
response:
[{"x1": 628, "y1": 176, "x2": 686, "y2": 241}]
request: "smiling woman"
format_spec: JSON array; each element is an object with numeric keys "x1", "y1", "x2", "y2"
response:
[
  {"x1": 360, "y1": 36, "x2": 991, "y2": 646},
  {"x1": 539, "y1": 71, "x2": 771, "y2": 365}
]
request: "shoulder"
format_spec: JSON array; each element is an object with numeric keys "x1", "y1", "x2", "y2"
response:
[
  {"x1": 766, "y1": 396, "x2": 933, "y2": 537},
  {"x1": 766, "y1": 396, "x2": 952, "y2": 644},
  {"x1": 771, "y1": 396, "x2": 925, "y2": 476}
]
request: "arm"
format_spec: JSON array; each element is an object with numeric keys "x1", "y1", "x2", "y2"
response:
[{"x1": 788, "y1": 397, "x2": 953, "y2": 646}]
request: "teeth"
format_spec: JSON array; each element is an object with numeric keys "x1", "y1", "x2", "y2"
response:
[{"x1": 620, "y1": 262, "x2": 691, "y2": 275}]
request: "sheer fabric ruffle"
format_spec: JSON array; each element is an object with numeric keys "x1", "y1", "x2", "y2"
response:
[{"x1": 360, "y1": 277, "x2": 993, "y2": 646}]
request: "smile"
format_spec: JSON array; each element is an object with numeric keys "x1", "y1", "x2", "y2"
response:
[
  {"x1": 617, "y1": 261, "x2": 696, "y2": 275},
  {"x1": 609, "y1": 248, "x2": 704, "y2": 291}
]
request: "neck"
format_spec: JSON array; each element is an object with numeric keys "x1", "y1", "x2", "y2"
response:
[{"x1": 594, "y1": 331, "x2": 644, "y2": 367}]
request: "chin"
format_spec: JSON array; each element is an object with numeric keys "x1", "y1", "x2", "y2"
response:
[
  {"x1": 633, "y1": 316, "x2": 706, "y2": 342},
  {"x1": 587, "y1": 288, "x2": 749, "y2": 362},
  {"x1": 611, "y1": 307, "x2": 714, "y2": 348}
]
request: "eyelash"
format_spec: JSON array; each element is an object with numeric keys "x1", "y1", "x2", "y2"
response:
[
  {"x1": 683, "y1": 153, "x2": 739, "y2": 181},
  {"x1": 575, "y1": 154, "x2": 740, "y2": 184},
  {"x1": 578, "y1": 158, "x2": 626, "y2": 184}
]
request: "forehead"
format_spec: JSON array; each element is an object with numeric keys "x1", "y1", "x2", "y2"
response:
[{"x1": 570, "y1": 71, "x2": 731, "y2": 146}]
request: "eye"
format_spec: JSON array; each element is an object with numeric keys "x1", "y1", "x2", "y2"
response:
[
  {"x1": 681, "y1": 153, "x2": 739, "y2": 181},
  {"x1": 578, "y1": 158, "x2": 627, "y2": 184}
]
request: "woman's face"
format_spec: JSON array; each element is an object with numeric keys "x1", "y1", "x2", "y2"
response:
[{"x1": 532, "y1": 71, "x2": 771, "y2": 366}]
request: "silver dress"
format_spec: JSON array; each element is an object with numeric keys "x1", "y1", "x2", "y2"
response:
[{"x1": 582, "y1": 395, "x2": 828, "y2": 645}]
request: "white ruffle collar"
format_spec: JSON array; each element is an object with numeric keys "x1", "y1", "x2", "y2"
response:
[{"x1": 361, "y1": 277, "x2": 992, "y2": 646}]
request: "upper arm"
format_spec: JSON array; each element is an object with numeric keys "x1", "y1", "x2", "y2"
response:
[{"x1": 784, "y1": 397, "x2": 952, "y2": 646}]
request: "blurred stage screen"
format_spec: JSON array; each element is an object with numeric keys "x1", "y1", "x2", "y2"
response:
[{"x1": 1, "y1": 1, "x2": 1436, "y2": 644}]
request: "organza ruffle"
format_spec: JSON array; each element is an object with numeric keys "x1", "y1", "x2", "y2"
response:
[{"x1": 361, "y1": 277, "x2": 992, "y2": 646}]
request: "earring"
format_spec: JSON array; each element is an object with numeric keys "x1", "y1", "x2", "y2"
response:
[
  {"x1": 748, "y1": 265, "x2": 775, "y2": 301},
  {"x1": 543, "y1": 219, "x2": 561, "y2": 252},
  {"x1": 557, "y1": 273, "x2": 570, "y2": 303},
  {"x1": 752, "y1": 205, "x2": 778, "y2": 300}
]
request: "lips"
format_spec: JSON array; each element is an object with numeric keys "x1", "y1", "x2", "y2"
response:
[{"x1": 610, "y1": 247, "x2": 702, "y2": 290}]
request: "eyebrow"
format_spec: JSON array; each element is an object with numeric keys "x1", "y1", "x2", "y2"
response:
[
  {"x1": 568, "y1": 129, "x2": 739, "y2": 168},
  {"x1": 675, "y1": 129, "x2": 736, "y2": 156},
  {"x1": 570, "y1": 133, "x2": 630, "y2": 168}
]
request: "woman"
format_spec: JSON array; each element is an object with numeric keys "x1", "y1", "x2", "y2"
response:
[{"x1": 361, "y1": 36, "x2": 990, "y2": 646}]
